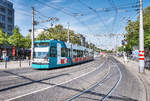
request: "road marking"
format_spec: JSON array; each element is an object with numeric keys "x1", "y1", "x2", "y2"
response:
[
  {"x1": 6, "y1": 59, "x2": 107, "y2": 101},
  {"x1": 101, "y1": 58, "x2": 122, "y2": 101}
]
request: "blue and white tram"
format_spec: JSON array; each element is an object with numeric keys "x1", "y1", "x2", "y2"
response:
[{"x1": 32, "y1": 39, "x2": 94, "y2": 69}]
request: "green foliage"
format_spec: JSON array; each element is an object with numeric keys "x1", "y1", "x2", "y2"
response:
[
  {"x1": 24, "y1": 34, "x2": 31, "y2": 48},
  {"x1": 125, "y1": 6, "x2": 150, "y2": 51},
  {"x1": 36, "y1": 24, "x2": 82, "y2": 45},
  {"x1": 0, "y1": 28, "x2": 9, "y2": 45},
  {"x1": 8, "y1": 26, "x2": 25, "y2": 48},
  {"x1": 118, "y1": 46, "x2": 124, "y2": 52}
]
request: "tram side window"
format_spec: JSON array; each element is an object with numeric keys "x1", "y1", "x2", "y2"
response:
[
  {"x1": 84, "y1": 50, "x2": 87, "y2": 57},
  {"x1": 77, "y1": 50, "x2": 80, "y2": 57},
  {"x1": 78, "y1": 50, "x2": 82, "y2": 57},
  {"x1": 61, "y1": 48, "x2": 68, "y2": 57},
  {"x1": 85, "y1": 51, "x2": 88, "y2": 57},
  {"x1": 50, "y1": 46, "x2": 57, "y2": 57},
  {"x1": 73, "y1": 49, "x2": 77, "y2": 58},
  {"x1": 87, "y1": 51, "x2": 89, "y2": 57},
  {"x1": 80, "y1": 50, "x2": 83, "y2": 57}
]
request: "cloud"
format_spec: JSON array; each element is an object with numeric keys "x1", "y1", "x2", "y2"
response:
[
  {"x1": 50, "y1": 0, "x2": 65, "y2": 3},
  {"x1": 84, "y1": 34, "x2": 116, "y2": 49}
]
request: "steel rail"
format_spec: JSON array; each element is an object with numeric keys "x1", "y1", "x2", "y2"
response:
[
  {"x1": 6, "y1": 58, "x2": 107, "y2": 101},
  {"x1": 67, "y1": 57, "x2": 122, "y2": 101},
  {"x1": 101, "y1": 58, "x2": 122, "y2": 101},
  {"x1": 67, "y1": 59, "x2": 112, "y2": 101}
]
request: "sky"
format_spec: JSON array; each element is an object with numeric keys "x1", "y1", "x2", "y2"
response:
[{"x1": 8, "y1": 0, "x2": 150, "y2": 50}]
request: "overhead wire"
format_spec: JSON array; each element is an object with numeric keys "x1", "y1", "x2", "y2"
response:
[
  {"x1": 34, "y1": 0, "x2": 93, "y2": 33},
  {"x1": 107, "y1": 0, "x2": 118, "y2": 35},
  {"x1": 112, "y1": 0, "x2": 140, "y2": 48},
  {"x1": 78, "y1": 0, "x2": 109, "y2": 34}
]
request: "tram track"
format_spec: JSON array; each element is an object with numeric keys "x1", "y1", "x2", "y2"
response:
[
  {"x1": 67, "y1": 57, "x2": 122, "y2": 101},
  {"x1": 0, "y1": 59, "x2": 103, "y2": 90},
  {"x1": 2, "y1": 56, "x2": 143, "y2": 101},
  {"x1": 0, "y1": 59, "x2": 101, "y2": 86},
  {"x1": 101, "y1": 58, "x2": 122, "y2": 101},
  {"x1": 67, "y1": 62, "x2": 111, "y2": 101},
  {"x1": 0, "y1": 58, "x2": 102, "y2": 79},
  {"x1": 4, "y1": 57, "x2": 107, "y2": 101}
]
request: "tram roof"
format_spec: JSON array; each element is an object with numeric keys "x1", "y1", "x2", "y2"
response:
[{"x1": 34, "y1": 40, "x2": 93, "y2": 51}]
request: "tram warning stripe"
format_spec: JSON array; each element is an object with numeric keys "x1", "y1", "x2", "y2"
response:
[
  {"x1": 139, "y1": 54, "x2": 144, "y2": 56},
  {"x1": 139, "y1": 58, "x2": 144, "y2": 60},
  {"x1": 67, "y1": 59, "x2": 69, "y2": 63},
  {"x1": 61, "y1": 59, "x2": 65, "y2": 64},
  {"x1": 139, "y1": 51, "x2": 144, "y2": 53}
]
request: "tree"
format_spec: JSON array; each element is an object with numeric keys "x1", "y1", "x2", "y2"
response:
[
  {"x1": 24, "y1": 34, "x2": 31, "y2": 48},
  {"x1": 8, "y1": 26, "x2": 25, "y2": 57},
  {"x1": 8, "y1": 26, "x2": 25, "y2": 48},
  {"x1": 125, "y1": 6, "x2": 150, "y2": 51},
  {"x1": 0, "y1": 28, "x2": 9, "y2": 45},
  {"x1": 36, "y1": 24, "x2": 82, "y2": 45}
]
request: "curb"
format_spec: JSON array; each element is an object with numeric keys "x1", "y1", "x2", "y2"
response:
[{"x1": 114, "y1": 56, "x2": 148, "y2": 101}]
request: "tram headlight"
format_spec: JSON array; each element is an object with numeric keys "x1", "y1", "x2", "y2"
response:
[{"x1": 44, "y1": 58, "x2": 49, "y2": 62}]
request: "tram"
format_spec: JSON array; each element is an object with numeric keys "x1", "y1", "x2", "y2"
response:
[{"x1": 32, "y1": 39, "x2": 94, "y2": 69}]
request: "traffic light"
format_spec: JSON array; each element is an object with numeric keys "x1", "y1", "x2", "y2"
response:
[{"x1": 122, "y1": 40, "x2": 125, "y2": 45}]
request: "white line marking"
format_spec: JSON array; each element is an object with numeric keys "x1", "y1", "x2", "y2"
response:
[{"x1": 6, "y1": 59, "x2": 106, "y2": 101}]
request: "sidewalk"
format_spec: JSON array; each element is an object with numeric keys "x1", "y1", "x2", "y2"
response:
[
  {"x1": 0, "y1": 60, "x2": 31, "y2": 70},
  {"x1": 115, "y1": 56, "x2": 150, "y2": 101}
]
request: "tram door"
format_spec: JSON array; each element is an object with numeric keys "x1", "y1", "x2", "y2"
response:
[
  {"x1": 49, "y1": 42, "x2": 57, "y2": 67},
  {"x1": 57, "y1": 43, "x2": 61, "y2": 65}
]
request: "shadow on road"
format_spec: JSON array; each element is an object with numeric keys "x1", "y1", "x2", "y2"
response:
[{"x1": 0, "y1": 71, "x2": 69, "y2": 92}]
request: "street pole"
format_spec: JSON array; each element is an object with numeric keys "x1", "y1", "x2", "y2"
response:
[
  {"x1": 31, "y1": 7, "x2": 35, "y2": 61},
  {"x1": 139, "y1": 0, "x2": 144, "y2": 73},
  {"x1": 67, "y1": 22, "x2": 70, "y2": 43}
]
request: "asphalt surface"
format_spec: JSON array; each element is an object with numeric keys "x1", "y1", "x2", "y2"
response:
[{"x1": 0, "y1": 56, "x2": 144, "y2": 101}]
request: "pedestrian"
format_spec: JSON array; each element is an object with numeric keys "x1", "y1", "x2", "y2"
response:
[{"x1": 5, "y1": 56, "x2": 9, "y2": 62}]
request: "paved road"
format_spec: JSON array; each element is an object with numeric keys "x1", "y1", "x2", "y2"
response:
[{"x1": 0, "y1": 56, "x2": 144, "y2": 101}]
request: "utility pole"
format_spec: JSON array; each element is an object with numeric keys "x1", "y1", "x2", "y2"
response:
[
  {"x1": 31, "y1": 7, "x2": 35, "y2": 61},
  {"x1": 67, "y1": 22, "x2": 70, "y2": 43},
  {"x1": 139, "y1": 0, "x2": 144, "y2": 73}
]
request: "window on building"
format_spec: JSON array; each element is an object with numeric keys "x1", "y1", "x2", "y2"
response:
[
  {"x1": 8, "y1": 10, "x2": 13, "y2": 16},
  {"x1": 8, "y1": 17, "x2": 12, "y2": 23},
  {"x1": 7, "y1": 4, "x2": 13, "y2": 8},
  {"x1": 0, "y1": 6, "x2": 5, "y2": 13},
  {"x1": 0, "y1": 23, "x2": 5, "y2": 29},
  {"x1": 7, "y1": 25, "x2": 12, "y2": 31},
  {"x1": 0, "y1": 14, "x2": 5, "y2": 22}
]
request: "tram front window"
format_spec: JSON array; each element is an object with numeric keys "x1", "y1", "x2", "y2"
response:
[
  {"x1": 33, "y1": 52, "x2": 48, "y2": 59},
  {"x1": 33, "y1": 47, "x2": 49, "y2": 59}
]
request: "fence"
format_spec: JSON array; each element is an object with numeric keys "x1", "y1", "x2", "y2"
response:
[
  {"x1": 117, "y1": 54, "x2": 150, "y2": 70},
  {"x1": 145, "y1": 56, "x2": 150, "y2": 70},
  {"x1": 0, "y1": 59, "x2": 31, "y2": 70}
]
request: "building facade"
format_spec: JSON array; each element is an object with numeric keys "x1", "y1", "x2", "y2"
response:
[{"x1": 0, "y1": 0, "x2": 14, "y2": 35}]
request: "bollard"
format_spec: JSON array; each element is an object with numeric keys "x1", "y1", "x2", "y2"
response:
[
  {"x1": 19, "y1": 59, "x2": 21, "y2": 68},
  {"x1": 29, "y1": 60, "x2": 30, "y2": 66},
  {"x1": 5, "y1": 60, "x2": 7, "y2": 69}
]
